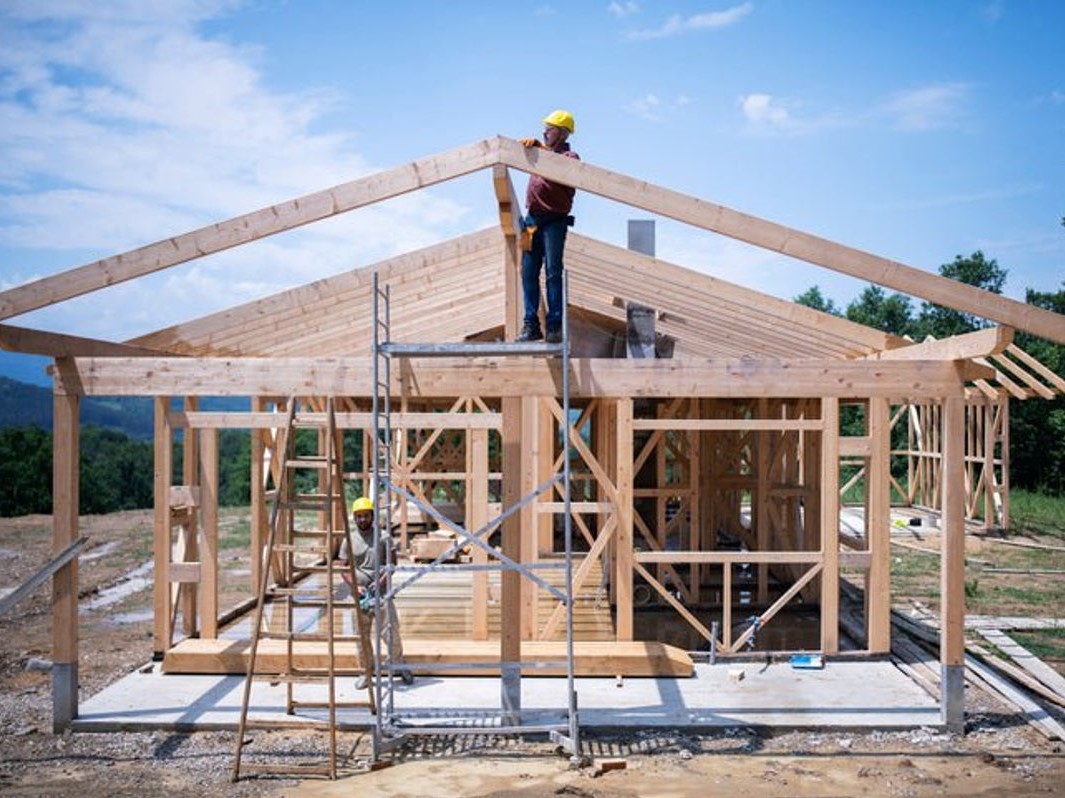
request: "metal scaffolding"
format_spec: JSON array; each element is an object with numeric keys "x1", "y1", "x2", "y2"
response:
[{"x1": 369, "y1": 270, "x2": 580, "y2": 762}]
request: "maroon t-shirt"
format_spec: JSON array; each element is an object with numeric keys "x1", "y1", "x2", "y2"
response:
[{"x1": 526, "y1": 143, "x2": 579, "y2": 218}]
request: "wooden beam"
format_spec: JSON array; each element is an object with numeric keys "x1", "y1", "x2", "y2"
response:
[
  {"x1": 51, "y1": 384, "x2": 79, "y2": 731},
  {"x1": 498, "y1": 137, "x2": 1065, "y2": 345},
  {"x1": 492, "y1": 165, "x2": 523, "y2": 340},
  {"x1": 172, "y1": 410, "x2": 502, "y2": 430},
  {"x1": 862, "y1": 326, "x2": 1013, "y2": 361},
  {"x1": 0, "y1": 324, "x2": 174, "y2": 357},
  {"x1": 55, "y1": 356, "x2": 986, "y2": 399},
  {"x1": 0, "y1": 139, "x2": 502, "y2": 321}
]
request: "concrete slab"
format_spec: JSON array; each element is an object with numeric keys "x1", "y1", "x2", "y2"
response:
[{"x1": 72, "y1": 659, "x2": 941, "y2": 733}]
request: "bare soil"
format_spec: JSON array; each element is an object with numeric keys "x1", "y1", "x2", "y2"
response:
[{"x1": 3, "y1": 510, "x2": 1065, "y2": 797}]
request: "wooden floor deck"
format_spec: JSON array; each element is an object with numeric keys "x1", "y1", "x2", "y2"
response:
[{"x1": 160, "y1": 555, "x2": 696, "y2": 676}]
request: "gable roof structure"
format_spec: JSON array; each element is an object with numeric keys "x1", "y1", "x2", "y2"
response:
[{"x1": 0, "y1": 135, "x2": 1062, "y2": 399}]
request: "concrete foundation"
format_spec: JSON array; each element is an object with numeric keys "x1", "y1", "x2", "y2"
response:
[{"x1": 71, "y1": 659, "x2": 940, "y2": 733}]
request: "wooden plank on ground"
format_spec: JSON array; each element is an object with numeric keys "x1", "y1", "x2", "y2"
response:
[{"x1": 978, "y1": 628, "x2": 1065, "y2": 700}]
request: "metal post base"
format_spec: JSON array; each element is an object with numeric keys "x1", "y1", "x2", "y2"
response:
[
  {"x1": 941, "y1": 663, "x2": 965, "y2": 732},
  {"x1": 501, "y1": 661, "x2": 521, "y2": 726},
  {"x1": 52, "y1": 662, "x2": 78, "y2": 733}
]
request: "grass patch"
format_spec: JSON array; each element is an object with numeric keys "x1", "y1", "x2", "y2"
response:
[
  {"x1": 1010, "y1": 489, "x2": 1065, "y2": 539},
  {"x1": 1012, "y1": 629, "x2": 1065, "y2": 663}
]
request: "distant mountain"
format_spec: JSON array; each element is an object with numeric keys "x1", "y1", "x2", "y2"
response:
[{"x1": 0, "y1": 376, "x2": 249, "y2": 440}]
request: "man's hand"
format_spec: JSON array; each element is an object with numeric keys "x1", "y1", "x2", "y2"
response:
[{"x1": 519, "y1": 138, "x2": 541, "y2": 148}]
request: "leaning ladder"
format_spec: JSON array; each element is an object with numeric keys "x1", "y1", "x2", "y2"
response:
[
  {"x1": 232, "y1": 396, "x2": 375, "y2": 781},
  {"x1": 369, "y1": 271, "x2": 580, "y2": 763}
]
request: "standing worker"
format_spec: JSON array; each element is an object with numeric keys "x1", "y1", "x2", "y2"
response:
[
  {"x1": 516, "y1": 109, "x2": 580, "y2": 344},
  {"x1": 338, "y1": 496, "x2": 413, "y2": 689}
]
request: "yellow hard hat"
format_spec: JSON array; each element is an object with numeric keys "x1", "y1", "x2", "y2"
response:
[
  {"x1": 351, "y1": 496, "x2": 374, "y2": 514},
  {"x1": 542, "y1": 109, "x2": 575, "y2": 134}
]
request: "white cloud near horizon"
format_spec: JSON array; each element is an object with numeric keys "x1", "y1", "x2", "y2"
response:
[
  {"x1": 0, "y1": 1, "x2": 471, "y2": 339},
  {"x1": 627, "y1": 2, "x2": 753, "y2": 41}
]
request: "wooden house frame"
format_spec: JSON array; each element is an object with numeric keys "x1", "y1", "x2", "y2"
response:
[{"x1": 1, "y1": 137, "x2": 1063, "y2": 733}]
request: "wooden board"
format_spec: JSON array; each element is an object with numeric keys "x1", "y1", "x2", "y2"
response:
[{"x1": 161, "y1": 638, "x2": 693, "y2": 677}]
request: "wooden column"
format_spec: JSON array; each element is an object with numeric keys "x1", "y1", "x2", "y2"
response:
[
  {"x1": 468, "y1": 427, "x2": 489, "y2": 640},
  {"x1": 500, "y1": 396, "x2": 522, "y2": 718},
  {"x1": 820, "y1": 397, "x2": 840, "y2": 654},
  {"x1": 249, "y1": 396, "x2": 267, "y2": 596},
  {"x1": 537, "y1": 400, "x2": 555, "y2": 556},
  {"x1": 52, "y1": 382, "x2": 79, "y2": 731},
  {"x1": 153, "y1": 396, "x2": 173, "y2": 656},
  {"x1": 179, "y1": 397, "x2": 199, "y2": 637},
  {"x1": 615, "y1": 398, "x2": 634, "y2": 641},
  {"x1": 520, "y1": 395, "x2": 539, "y2": 640},
  {"x1": 941, "y1": 396, "x2": 966, "y2": 730},
  {"x1": 756, "y1": 399, "x2": 770, "y2": 603},
  {"x1": 867, "y1": 397, "x2": 891, "y2": 652},
  {"x1": 199, "y1": 428, "x2": 219, "y2": 639}
]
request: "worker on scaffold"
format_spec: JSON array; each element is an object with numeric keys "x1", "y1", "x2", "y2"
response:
[
  {"x1": 516, "y1": 109, "x2": 580, "y2": 344},
  {"x1": 338, "y1": 496, "x2": 413, "y2": 689}
]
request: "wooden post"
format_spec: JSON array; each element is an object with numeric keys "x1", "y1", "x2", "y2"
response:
[
  {"x1": 941, "y1": 396, "x2": 966, "y2": 730},
  {"x1": 867, "y1": 397, "x2": 891, "y2": 652},
  {"x1": 521, "y1": 395, "x2": 539, "y2": 641},
  {"x1": 199, "y1": 428, "x2": 219, "y2": 638},
  {"x1": 500, "y1": 396, "x2": 522, "y2": 718},
  {"x1": 820, "y1": 397, "x2": 840, "y2": 654},
  {"x1": 756, "y1": 399, "x2": 770, "y2": 603},
  {"x1": 249, "y1": 396, "x2": 267, "y2": 597},
  {"x1": 468, "y1": 427, "x2": 489, "y2": 640},
  {"x1": 52, "y1": 380, "x2": 79, "y2": 731},
  {"x1": 537, "y1": 399, "x2": 554, "y2": 556},
  {"x1": 615, "y1": 398, "x2": 634, "y2": 641},
  {"x1": 153, "y1": 396, "x2": 173, "y2": 656},
  {"x1": 179, "y1": 397, "x2": 199, "y2": 637}
]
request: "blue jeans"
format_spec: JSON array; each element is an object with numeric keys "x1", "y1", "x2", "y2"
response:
[{"x1": 521, "y1": 215, "x2": 568, "y2": 332}]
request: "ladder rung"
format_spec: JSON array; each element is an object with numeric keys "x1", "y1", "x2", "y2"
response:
[
  {"x1": 279, "y1": 501, "x2": 331, "y2": 512},
  {"x1": 257, "y1": 631, "x2": 361, "y2": 642},
  {"x1": 237, "y1": 762, "x2": 335, "y2": 776},
  {"x1": 272, "y1": 543, "x2": 330, "y2": 554},
  {"x1": 290, "y1": 699, "x2": 373, "y2": 709}
]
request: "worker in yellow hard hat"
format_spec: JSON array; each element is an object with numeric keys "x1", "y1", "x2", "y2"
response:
[
  {"x1": 337, "y1": 496, "x2": 413, "y2": 688},
  {"x1": 516, "y1": 109, "x2": 580, "y2": 344}
]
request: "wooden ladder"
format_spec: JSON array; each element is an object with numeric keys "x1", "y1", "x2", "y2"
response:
[{"x1": 232, "y1": 396, "x2": 375, "y2": 781}]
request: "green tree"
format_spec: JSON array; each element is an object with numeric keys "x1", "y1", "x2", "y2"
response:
[
  {"x1": 0, "y1": 426, "x2": 52, "y2": 515},
  {"x1": 845, "y1": 285, "x2": 914, "y2": 337},
  {"x1": 794, "y1": 285, "x2": 841, "y2": 315}
]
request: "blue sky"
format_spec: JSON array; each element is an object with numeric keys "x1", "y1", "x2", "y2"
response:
[{"x1": 1, "y1": 0, "x2": 1063, "y2": 380}]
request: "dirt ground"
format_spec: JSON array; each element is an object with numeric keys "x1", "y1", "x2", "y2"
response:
[{"x1": 3, "y1": 510, "x2": 1065, "y2": 797}]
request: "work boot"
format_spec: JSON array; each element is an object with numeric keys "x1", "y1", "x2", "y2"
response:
[
  {"x1": 516, "y1": 323, "x2": 542, "y2": 342},
  {"x1": 545, "y1": 328, "x2": 562, "y2": 344},
  {"x1": 355, "y1": 674, "x2": 369, "y2": 690},
  {"x1": 400, "y1": 667, "x2": 415, "y2": 686}
]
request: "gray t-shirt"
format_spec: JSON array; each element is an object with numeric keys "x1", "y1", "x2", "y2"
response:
[{"x1": 339, "y1": 530, "x2": 375, "y2": 589}]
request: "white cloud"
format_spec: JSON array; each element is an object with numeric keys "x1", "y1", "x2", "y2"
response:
[
  {"x1": 624, "y1": 93, "x2": 691, "y2": 122},
  {"x1": 627, "y1": 2, "x2": 752, "y2": 41},
  {"x1": 878, "y1": 83, "x2": 970, "y2": 131},
  {"x1": 0, "y1": 2, "x2": 471, "y2": 338},
  {"x1": 608, "y1": 1, "x2": 639, "y2": 17}
]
